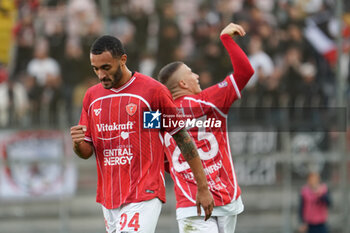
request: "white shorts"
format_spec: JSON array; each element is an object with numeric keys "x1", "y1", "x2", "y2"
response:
[
  {"x1": 178, "y1": 215, "x2": 237, "y2": 233},
  {"x1": 101, "y1": 198, "x2": 162, "y2": 233}
]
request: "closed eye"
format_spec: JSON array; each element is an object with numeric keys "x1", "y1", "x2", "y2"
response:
[{"x1": 92, "y1": 65, "x2": 111, "y2": 72}]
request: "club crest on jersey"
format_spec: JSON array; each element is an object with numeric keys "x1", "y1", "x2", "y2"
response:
[
  {"x1": 94, "y1": 108, "x2": 102, "y2": 116},
  {"x1": 126, "y1": 103, "x2": 137, "y2": 116},
  {"x1": 218, "y1": 80, "x2": 228, "y2": 88}
]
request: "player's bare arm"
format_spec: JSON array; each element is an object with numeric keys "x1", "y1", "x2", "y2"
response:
[
  {"x1": 172, "y1": 128, "x2": 214, "y2": 221},
  {"x1": 70, "y1": 125, "x2": 94, "y2": 159}
]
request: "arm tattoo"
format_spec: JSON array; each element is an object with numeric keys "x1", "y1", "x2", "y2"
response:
[{"x1": 172, "y1": 128, "x2": 199, "y2": 161}]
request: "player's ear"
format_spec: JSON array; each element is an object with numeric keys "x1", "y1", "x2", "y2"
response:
[
  {"x1": 178, "y1": 79, "x2": 188, "y2": 89},
  {"x1": 120, "y1": 54, "x2": 127, "y2": 66}
]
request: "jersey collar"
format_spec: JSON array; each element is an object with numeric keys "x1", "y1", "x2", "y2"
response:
[{"x1": 111, "y1": 72, "x2": 136, "y2": 93}]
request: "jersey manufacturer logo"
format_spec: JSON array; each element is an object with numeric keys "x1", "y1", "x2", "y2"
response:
[
  {"x1": 143, "y1": 110, "x2": 161, "y2": 129},
  {"x1": 94, "y1": 108, "x2": 102, "y2": 116},
  {"x1": 145, "y1": 189, "x2": 154, "y2": 194},
  {"x1": 126, "y1": 103, "x2": 137, "y2": 116},
  {"x1": 218, "y1": 80, "x2": 228, "y2": 88}
]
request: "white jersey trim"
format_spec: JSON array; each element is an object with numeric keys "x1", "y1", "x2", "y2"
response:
[
  {"x1": 226, "y1": 117, "x2": 238, "y2": 200},
  {"x1": 111, "y1": 76, "x2": 136, "y2": 93},
  {"x1": 229, "y1": 74, "x2": 241, "y2": 99},
  {"x1": 88, "y1": 93, "x2": 152, "y2": 115},
  {"x1": 183, "y1": 97, "x2": 227, "y2": 118},
  {"x1": 159, "y1": 132, "x2": 164, "y2": 145},
  {"x1": 160, "y1": 171, "x2": 165, "y2": 186}
]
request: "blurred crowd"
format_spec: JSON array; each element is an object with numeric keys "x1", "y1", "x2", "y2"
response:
[{"x1": 0, "y1": 0, "x2": 350, "y2": 129}]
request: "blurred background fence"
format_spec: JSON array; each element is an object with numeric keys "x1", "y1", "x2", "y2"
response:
[{"x1": 0, "y1": 0, "x2": 350, "y2": 233}]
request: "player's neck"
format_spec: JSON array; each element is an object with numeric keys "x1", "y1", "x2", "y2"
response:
[
  {"x1": 172, "y1": 89, "x2": 192, "y2": 100},
  {"x1": 116, "y1": 67, "x2": 133, "y2": 88}
]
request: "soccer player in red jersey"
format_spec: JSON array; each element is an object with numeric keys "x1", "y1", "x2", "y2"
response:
[
  {"x1": 158, "y1": 23, "x2": 254, "y2": 233},
  {"x1": 70, "y1": 35, "x2": 214, "y2": 233}
]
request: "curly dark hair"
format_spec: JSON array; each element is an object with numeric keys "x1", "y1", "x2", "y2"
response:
[{"x1": 90, "y1": 35, "x2": 125, "y2": 58}]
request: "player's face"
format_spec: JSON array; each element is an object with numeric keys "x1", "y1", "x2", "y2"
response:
[
  {"x1": 90, "y1": 51, "x2": 123, "y2": 89},
  {"x1": 177, "y1": 64, "x2": 201, "y2": 94},
  {"x1": 307, "y1": 172, "x2": 320, "y2": 188}
]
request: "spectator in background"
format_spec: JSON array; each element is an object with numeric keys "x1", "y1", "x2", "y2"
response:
[
  {"x1": 8, "y1": 0, "x2": 348, "y2": 131},
  {"x1": 61, "y1": 40, "x2": 85, "y2": 125},
  {"x1": 299, "y1": 62, "x2": 325, "y2": 107},
  {"x1": 12, "y1": 10, "x2": 36, "y2": 76},
  {"x1": 139, "y1": 52, "x2": 156, "y2": 77},
  {"x1": 72, "y1": 76, "x2": 97, "y2": 121},
  {"x1": 128, "y1": 6, "x2": 150, "y2": 57},
  {"x1": 39, "y1": 1, "x2": 67, "y2": 65},
  {"x1": 191, "y1": 4, "x2": 213, "y2": 52},
  {"x1": 22, "y1": 71, "x2": 42, "y2": 125},
  {"x1": 281, "y1": 45, "x2": 303, "y2": 104},
  {"x1": 246, "y1": 35, "x2": 274, "y2": 90},
  {"x1": 154, "y1": 1, "x2": 181, "y2": 76},
  {"x1": 0, "y1": 76, "x2": 29, "y2": 127},
  {"x1": 110, "y1": 17, "x2": 139, "y2": 71},
  {"x1": 27, "y1": 38, "x2": 61, "y2": 126},
  {"x1": 298, "y1": 171, "x2": 331, "y2": 233},
  {"x1": 198, "y1": 70, "x2": 213, "y2": 89},
  {"x1": 66, "y1": 0, "x2": 101, "y2": 42}
]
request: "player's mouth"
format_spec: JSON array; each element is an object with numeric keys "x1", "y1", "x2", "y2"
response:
[
  {"x1": 100, "y1": 78, "x2": 113, "y2": 88},
  {"x1": 100, "y1": 78, "x2": 111, "y2": 84}
]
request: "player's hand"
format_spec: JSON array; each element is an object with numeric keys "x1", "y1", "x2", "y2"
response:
[
  {"x1": 70, "y1": 125, "x2": 87, "y2": 145},
  {"x1": 196, "y1": 188, "x2": 214, "y2": 221},
  {"x1": 220, "y1": 23, "x2": 246, "y2": 37}
]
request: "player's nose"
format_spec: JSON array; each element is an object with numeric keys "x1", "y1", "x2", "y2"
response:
[{"x1": 97, "y1": 70, "x2": 107, "y2": 80}]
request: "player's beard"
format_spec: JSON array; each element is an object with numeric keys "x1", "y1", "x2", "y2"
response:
[{"x1": 102, "y1": 64, "x2": 123, "y2": 89}]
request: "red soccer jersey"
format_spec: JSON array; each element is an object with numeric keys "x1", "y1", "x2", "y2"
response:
[
  {"x1": 164, "y1": 34, "x2": 254, "y2": 209},
  {"x1": 164, "y1": 75, "x2": 241, "y2": 208},
  {"x1": 79, "y1": 72, "x2": 182, "y2": 209}
]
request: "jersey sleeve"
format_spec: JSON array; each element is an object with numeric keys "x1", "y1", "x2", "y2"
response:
[
  {"x1": 154, "y1": 84, "x2": 184, "y2": 135},
  {"x1": 198, "y1": 74, "x2": 240, "y2": 114},
  {"x1": 78, "y1": 89, "x2": 92, "y2": 142},
  {"x1": 198, "y1": 34, "x2": 255, "y2": 114},
  {"x1": 220, "y1": 34, "x2": 254, "y2": 92}
]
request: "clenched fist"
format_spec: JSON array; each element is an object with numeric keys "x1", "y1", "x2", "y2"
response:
[
  {"x1": 220, "y1": 23, "x2": 246, "y2": 37},
  {"x1": 70, "y1": 125, "x2": 87, "y2": 146}
]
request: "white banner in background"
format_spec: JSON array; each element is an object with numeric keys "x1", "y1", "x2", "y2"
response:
[{"x1": 0, "y1": 130, "x2": 77, "y2": 199}]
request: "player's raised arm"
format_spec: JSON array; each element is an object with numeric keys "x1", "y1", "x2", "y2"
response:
[
  {"x1": 70, "y1": 125, "x2": 94, "y2": 159},
  {"x1": 220, "y1": 23, "x2": 254, "y2": 91},
  {"x1": 172, "y1": 128, "x2": 214, "y2": 221}
]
